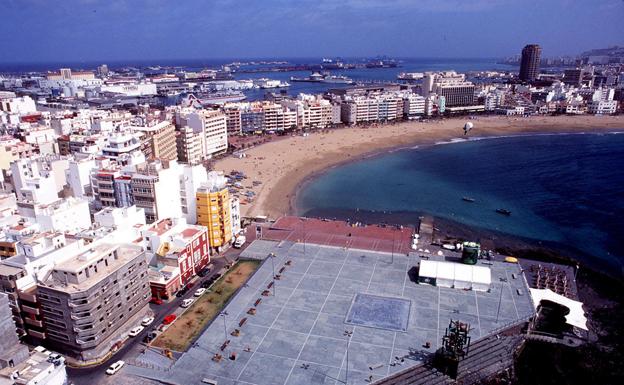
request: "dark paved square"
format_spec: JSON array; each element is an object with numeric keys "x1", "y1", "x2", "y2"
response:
[{"x1": 345, "y1": 293, "x2": 411, "y2": 332}]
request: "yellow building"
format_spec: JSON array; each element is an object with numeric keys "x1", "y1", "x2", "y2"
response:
[{"x1": 196, "y1": 181, "x2": 232, "y2": 250}]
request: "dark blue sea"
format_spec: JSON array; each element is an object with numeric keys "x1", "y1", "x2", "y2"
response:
[{"x1": 296, "y1": 133, "x2": 624, "y2": 273}]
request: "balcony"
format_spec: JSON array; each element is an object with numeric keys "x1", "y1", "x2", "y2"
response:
[
  {"x1": 18, "y1": 291, "x2": 37, "y2": 303},
  {"x1": 76, "y1": 335, "x2": 99, "y2": 345},
  {"x1": 24, "y1": 318, "x2": 43, "y2": 328},
  {"x1": 73, "y1": 324, "x2": 95, "y2": 333},
  {"x1": 70, "y1": 311, "x2": 91, "y2": 321},
  {"x1": 21, "y1": 304, "x2": 40, "y2": 316},
  {"x1": 27, "y1": 329, "x2": 46, "y2": 339}
]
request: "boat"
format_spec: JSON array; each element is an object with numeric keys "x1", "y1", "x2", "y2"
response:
[
  {"x1": 290, "y1": 72, "x2": 325, "y2": 82},
  {"x1": 495, "y1": 208, "x2": 512, "y2": 216},
  {"x1": 321, "y1": 75, "x2": 355, "y2": 84},
  {"x1": 197, "y1": 91, "x2": 246, "y2": 105},
  {"x1": 397, "y1": 72, "x2": 424, "y2": 81},
  {"x1": 462, "y1": 197, "x2": 475, "y2": 203},
  {"x1": 254, "y1": 78, "x2": 290, "y2": 89},
  {"x1": 290, "y1": 72, "x2": 354, "y2": 84}
]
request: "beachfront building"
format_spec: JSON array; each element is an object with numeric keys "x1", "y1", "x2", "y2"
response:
[
  {"x1": 223, "y1": 104, "x2": 242, "y2": 135},
  {"x1": 422, "y1": 71, "x2": 476, "y2": 107},
  {"x1": 402, "y1": 93, "x2": 426, "y2": 118},
  {"x1": 340, "y1": 93, "x2": 404, "y2": 125},
  {"x1": 280, "y1": 94, "x2": 337, "y2": 129},
  {"x1": 174, "y1": 108, "x2": 228, "y2": 158},
  {"x1": 176, "y1": 126, "x2": 205, "y2": 165},
  {"x1": 196, "y1": 172, "x2": 232, "y2": 251},
  {"x1": 587, "y1": 99, "x2": 618, "y2": 114},
  {"x1": 224, "y1": 101, "x2": 297, "y2": 133}
]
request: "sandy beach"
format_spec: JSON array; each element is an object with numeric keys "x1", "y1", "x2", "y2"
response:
[{"x1": 214, "y1": 115, "x2": 624, "y2": 219}]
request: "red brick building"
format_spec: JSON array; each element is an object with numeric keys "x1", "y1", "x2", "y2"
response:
[{"x1": 143, "y1": 218, "x2": 210, "y2": 299}]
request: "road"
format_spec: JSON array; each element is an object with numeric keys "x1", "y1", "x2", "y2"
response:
[{"x1": 67, "y1": 255, "x2": 231, "y2": 385}]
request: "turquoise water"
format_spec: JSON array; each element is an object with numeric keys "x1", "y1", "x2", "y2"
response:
[{"x1": 296, "y1": 133, "x2": 624, "y2": 270}]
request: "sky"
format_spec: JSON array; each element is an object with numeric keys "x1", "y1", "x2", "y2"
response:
[{"x1": 0, "y1": 0, "x2": 623, "y2": 63}]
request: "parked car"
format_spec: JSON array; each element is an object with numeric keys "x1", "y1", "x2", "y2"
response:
[
  {"x1": 181, "y1": 298, "x2": 194, "y2": 308},
  {"x1": 175, "y1": 288, "x2": 188, "y2": 297},
  {"x1": 128, "y1": 326, "x2": 144, "y2": 337},
  {"x1": 106, "y1": 360, "x2": 125, "y2": 375},
  {"x1": 194, "y1": 288, "x2": 206, "y2": 297},
  {"x1": 185, "y1": 282, "x2": 195, "y2": 289},
  {"x1": 141, "y1": 316, "x2": 154, "y2": 326},
  {"x1": 163, "y1": 314, "x2": 177, "y2": 325},
  {"x1": 149, "y1": 297, "x2": 163, "y2": 305}
]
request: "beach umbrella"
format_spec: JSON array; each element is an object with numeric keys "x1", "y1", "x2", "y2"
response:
[{"x1": 463, "y1": 122, "x2": 474, "y2": 135}]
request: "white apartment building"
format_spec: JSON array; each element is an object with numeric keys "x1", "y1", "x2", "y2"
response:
[
  {"x1": 101, "y1": 133, "x2": 141, "y2": 161},
  {"x1": 402, "y1": 94, "x2": 426, "y2": 118},
  {"x1": 341, "y1": 93, "x2": 404, "y2": 125},
  {"x1": 176, "y1": 126, "x2": 205, "y2": 165},
  {"x1": 262, "y1": 103, "x2": 297, "y2": 132},
  {"x1": 10, "y1": 159, "x2": 58, "y2": 205},
  {"x1": 422, "y1": 71, "x2": 476, "y2": 107},
  {"x1": 66, "y1": 156, "x2": 96, "y2": 198},
  {"x1": 281, "y1": 95, "x2": 335, "y2": 129},
  {"x1": 587, "y1": 100, "x2": 618, "y2": 114},
  {"x1": 231, "y1": 197, "x2": 241, "y2": 238},
  {"x1": 131, "y1": 160, "x2": 183, "y2": 223},
  {"x1": 0, "y1": 94, "x2": 37, "y2": 115},
  {"x1": 18, "y1": 198, "x2": 91, "y2": 234},
  {"x1": 175, "y1": 108, "x2": 228, "y2": 158},
  {"x1": 179, "y1": 164, "x2": 208, "y2": 225}
]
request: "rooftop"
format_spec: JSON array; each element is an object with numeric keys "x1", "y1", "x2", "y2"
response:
[{"x1": 41, "y1": 243, "x2": 143, "y2": 293}]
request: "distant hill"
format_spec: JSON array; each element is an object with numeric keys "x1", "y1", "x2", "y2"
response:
[{"x1": 579, "y1": 46, "x2": 624, "y2": 58}]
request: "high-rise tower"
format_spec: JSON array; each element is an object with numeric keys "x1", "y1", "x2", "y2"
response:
[{"x1": 519, "y1": 44, "x2": 542, "y2": 82}]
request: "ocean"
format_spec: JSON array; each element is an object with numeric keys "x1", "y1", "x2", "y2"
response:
[{"x1": 296, "y1": 133, "x2": 624, "y2": 272}]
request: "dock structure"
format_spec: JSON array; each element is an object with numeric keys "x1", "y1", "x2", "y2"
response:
[{"x1": 418, "y1": 216, "x2": 435, "y2": 246}]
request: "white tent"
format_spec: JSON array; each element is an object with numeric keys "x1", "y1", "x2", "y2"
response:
[
  {"x1": 472, "y1": 265, "x2": 492, "y2": 292},
  {"x1": 418, "y1": 260, "x2": 491, "y2": 292},
  {"x1": 436, "y1": 262, "x2": 455, "y2": 288},
  {"x1": 454, "y1": 264, "x2": 473, "y2": 290},
  {"x1": 529, "y1": 288, "x2": 588, "y2": 331}
]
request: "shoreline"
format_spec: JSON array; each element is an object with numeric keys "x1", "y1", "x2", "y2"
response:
[
  {"x1": 290, "y1": 130, "x2": 624, "y2": 218},
  {"x1": 214, "y1": 115, "x2": 624, "y2": 220}
]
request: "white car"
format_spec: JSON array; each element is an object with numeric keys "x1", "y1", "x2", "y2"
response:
[
  {"x1": 141, "y1": 316, "x2": 155, "y2": 326},
  {"x1": 106, "y1": 360, "x2": 125, "y2": 375},
  {"x1": 194, "y1": 288, "x2": 206, "y2": 297},
  {"x1": 181, "y1": 298, "x2": 194, "y2": 308},
  {"x1": 128, "y1": 326, "x2": 144, "y2": 337}
]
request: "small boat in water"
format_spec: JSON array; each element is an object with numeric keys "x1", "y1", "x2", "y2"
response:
[
  {"x1": 495, "y1": 208, "x2": 512, "y2": 216},
  {"x1": 462, "y1": 197, "x2": 475, "y2": 203}
]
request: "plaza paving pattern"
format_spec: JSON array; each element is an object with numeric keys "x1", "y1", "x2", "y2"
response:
[{"x1": 125, "y1": 240, "x2": 534, "y2": 385}]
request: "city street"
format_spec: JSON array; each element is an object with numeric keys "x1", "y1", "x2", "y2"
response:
[{"x1": 67, "y1": 254, "x2": 232, "y2": 385}]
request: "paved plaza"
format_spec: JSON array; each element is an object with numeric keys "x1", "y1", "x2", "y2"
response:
[{"x1": 126, "y1": 239, "x2": 535, "y2": 385}]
